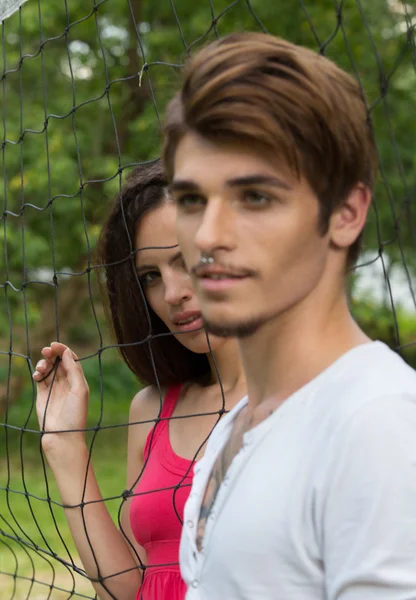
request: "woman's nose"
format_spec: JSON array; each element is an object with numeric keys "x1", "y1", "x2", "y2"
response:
[{"x1": 163, "y1": 273, "x2": 193, "y2": 306}]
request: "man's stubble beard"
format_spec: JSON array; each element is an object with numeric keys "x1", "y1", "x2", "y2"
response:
[{"x1": 202, "y1": 310, "x2": 277, "y2": 339}]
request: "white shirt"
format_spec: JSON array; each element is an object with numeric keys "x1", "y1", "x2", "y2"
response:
[{"x1": 180, "y1": 342, "x2": 416, "y2": 599}]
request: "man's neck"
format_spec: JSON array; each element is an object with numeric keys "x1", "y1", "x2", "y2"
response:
[
  {"x1": 208, "y1": 339, "x2": 246, "y2": 395},
  {"x1": 239, "y1": 293, "x2": 370, "y2": 411}
]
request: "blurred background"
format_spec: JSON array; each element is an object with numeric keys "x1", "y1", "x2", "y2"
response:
[{"x1": 0, "y1": 0, "x2": 415, "y2": 597}]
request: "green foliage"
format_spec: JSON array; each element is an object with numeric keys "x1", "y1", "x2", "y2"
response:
[
  {"x1": 1, "y1": 0, "x2": 415, "y2": 286},
  {"x1": 352, "y1": 296, "x2": 416, "y2": 368}
]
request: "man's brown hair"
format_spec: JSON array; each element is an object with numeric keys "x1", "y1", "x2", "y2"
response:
[{"x1": 163, "y1": 32, "x2": 377, "y2": 267}]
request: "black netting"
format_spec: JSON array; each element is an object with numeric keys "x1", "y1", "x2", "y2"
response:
[{"x1": 1, "y1": 1, "x2": 415, "y2": 598}]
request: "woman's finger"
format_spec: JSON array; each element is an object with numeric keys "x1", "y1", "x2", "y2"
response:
[
  {"x1": 33, "y1": 370, "x2": 46, "y2": 383},
  {"x1": 37, "y1": 342, "x2": 80, "y2": 385},
  {"x1": 35, "y1": 359, "x2": 52, "y2": 373},
  {"x1": 61, "y1": 348, "x2": 87, "y2": 390},
  {"x1": 33, "y1": 358, "x2": 55, "y2": 388},
  {"x1": 33, "y1": 357, "x2": 55, "y2": 381},
  {"x1": 50, "y1": 341, "x2": 79, "y2": 361},
  {"x1": 35, "y1": 354, "x2": 64, "y2": 385}
]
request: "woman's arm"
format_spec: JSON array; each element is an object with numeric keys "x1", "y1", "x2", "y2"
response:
[
  {"x1": 119, "y1": 386, "x2": 163, "y2": 569},
  {"x1": 34, "y1": 343, "x2": 157, "y2": 600}
]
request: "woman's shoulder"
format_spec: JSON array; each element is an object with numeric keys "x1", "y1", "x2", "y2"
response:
[
  {"x1": 128, "y1": 384, "x2": 182, "y2": 457},
  {"x1": 129, "y1": 385, "x2": 167, "y2": 423},
  {"x1": 127, "y1": 386, "x2": 167, "y2": 457}
]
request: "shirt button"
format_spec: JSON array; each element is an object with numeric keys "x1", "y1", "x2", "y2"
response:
[
  {"x1": 187, "y1": 520, "x2": 194, "y2": 528},
  {"x1": 192, "y1": 579, "x2": 199, "y2": 588}
]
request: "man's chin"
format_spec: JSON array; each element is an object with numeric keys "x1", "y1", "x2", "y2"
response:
[{"x1": 203, "y1": 315, "x2": 270, "y2": 339}]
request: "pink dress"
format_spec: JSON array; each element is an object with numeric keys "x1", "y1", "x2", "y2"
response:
[{"x1": 130, "y1": 385, "x2": 194, "y2": 600}]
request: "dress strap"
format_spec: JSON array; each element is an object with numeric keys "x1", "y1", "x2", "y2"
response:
[
  {"x1": 143, "y1": 384, "x2": 183, "y2": 459},
  {"x1": 159, "y1": 384, "x2": 183, "y2": 421}
]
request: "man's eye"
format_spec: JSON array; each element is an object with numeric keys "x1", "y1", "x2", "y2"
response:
[
  {"x1": 139, "y1": 271, "x2": 160, "y2": 286},
  {"x1": 176, "y1": 194, "x2": 205, "y2": 208},
  {"x1": 242, "y1": 190, "x2": 272, "y2": 206}
]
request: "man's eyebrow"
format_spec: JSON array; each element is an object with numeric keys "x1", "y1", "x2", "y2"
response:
[
  {"x1": 169, "y1": 175, "x2": 291, "y2": 193},
  {"x1": 226, "y1": 175, "x2": 292, "y2": 189},
  {"x1": 169, "y1": 180, "x2": 201, "y2": 193}
]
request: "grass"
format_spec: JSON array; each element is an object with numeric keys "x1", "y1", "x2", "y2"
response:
[
  {"x1": 0, "y1": 428, "x2": 130, "y2": 599},
  {"x1": 0, "y1": 431, "x2": 129, "y2": 599}
]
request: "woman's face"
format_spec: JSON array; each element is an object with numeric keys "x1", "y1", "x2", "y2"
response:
[{"x1": 135, "y1": 200, "x2": 225, "y2": 354}]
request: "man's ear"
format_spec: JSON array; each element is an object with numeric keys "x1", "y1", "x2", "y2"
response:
[{"x1": 329, "y1": 183, "x2": 372, "y2": 250}]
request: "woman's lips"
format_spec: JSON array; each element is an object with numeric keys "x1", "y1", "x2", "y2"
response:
[{"x1": 172, "y1": 313, "x2": 204, "y2": 333}]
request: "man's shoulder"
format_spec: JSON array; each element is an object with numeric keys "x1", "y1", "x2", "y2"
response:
[
  {"x1": 353, "y1": 340, "x2": 416, "y2": 391},
  {"x1": 326, "y1": 341, "x2": 415, "y2": 407},
  {"x1": 311, "y1": 342, "x2": 416, "y2": 443},
  {"x1": 312, "y1": 346, "x2": 416, "y2": 505}
]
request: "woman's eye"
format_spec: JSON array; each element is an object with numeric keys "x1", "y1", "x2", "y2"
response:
[
  {"x1": 179, "y1": 259, "x2": 189, "y2": 273},
  {"x1": 178, "y1": 257, "x2": 188, "y2": 272},
  {"x1": 139, "y1": 271, "x2": 160, "y2": 287},
  {"x1": 243, "y1": 190, "x2": 272, "y2": 206},
  {"x1": 176, "y1": 194, "x2": 205, "y2": 208}
]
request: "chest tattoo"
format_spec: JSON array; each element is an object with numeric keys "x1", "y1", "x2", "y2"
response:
[{"x1": 196, "y1": 408, "x2": 251, "y2": 551}]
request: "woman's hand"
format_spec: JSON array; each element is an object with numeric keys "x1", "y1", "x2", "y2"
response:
[
  {"x1": 33, "y1": 343, "x2": 143, "y2": 599},
  {"x1": 34, "y1": 342, "x2": 90, "y2": 455}
]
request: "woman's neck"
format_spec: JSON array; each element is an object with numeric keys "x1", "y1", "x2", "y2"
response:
[{"x1": 207, "y1": 338, "x2": 246, "y2": 393}]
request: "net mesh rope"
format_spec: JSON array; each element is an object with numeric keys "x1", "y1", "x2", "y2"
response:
[{"x1": 0, "y1": 0, "x2": 415, "y2": 598}]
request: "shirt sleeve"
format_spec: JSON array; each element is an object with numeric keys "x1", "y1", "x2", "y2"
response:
[{"x1": 319, "y1": 393, "x2": 416, "y2": 600}]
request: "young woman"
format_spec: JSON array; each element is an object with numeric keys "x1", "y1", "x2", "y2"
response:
[{"x1": 33, "y1": 160, "x2": 246, "y2": 600}]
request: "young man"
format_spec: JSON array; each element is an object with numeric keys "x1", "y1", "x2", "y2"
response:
[{"x1": 163, "y1": 32, "x2": 416, "y2": 599}]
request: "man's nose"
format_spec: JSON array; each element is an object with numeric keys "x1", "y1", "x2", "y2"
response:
[{"x1": 194, "y1": 198, "x2": 235, "y2": 255}]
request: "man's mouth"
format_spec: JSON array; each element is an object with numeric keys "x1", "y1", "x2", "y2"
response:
[
  {"x1": 193, "y1": 263, "x2": 253, "y2": 279},
  {"x1": 190, "y1": 262, "x2": 255, "y2": 293},
  {"x1": 198, "y1": 270, "x2": 251, "y2": 292},
  {"x1": 201, "y1": 273, "x2": 246, "y2": 280}
]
